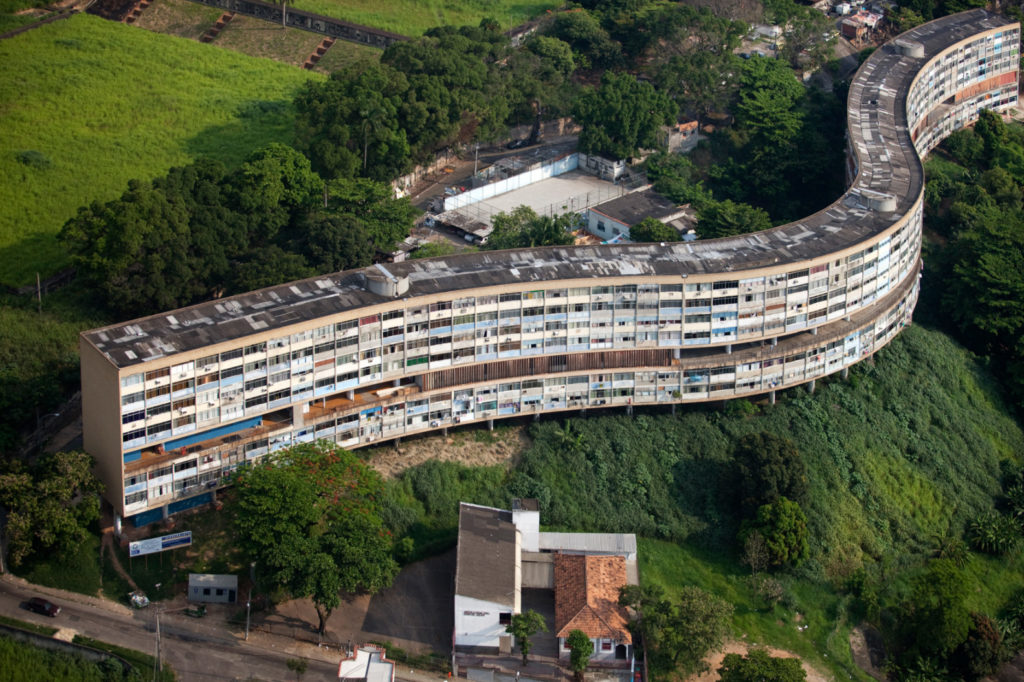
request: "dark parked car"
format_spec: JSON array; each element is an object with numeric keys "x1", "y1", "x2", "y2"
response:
[
  {"x1": 506, "y1": 139, "x2": 526, "y2": 149},
  {"x1": 25, "y1": 597, "x2": 60, "y2": 617}
]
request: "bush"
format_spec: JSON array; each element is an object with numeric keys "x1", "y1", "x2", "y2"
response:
[{"x1": 968, "y1": 511, "x2": 1020, "y2": 555}]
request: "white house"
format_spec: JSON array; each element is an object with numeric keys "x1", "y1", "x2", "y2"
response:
[
  {"x1": 586, "y1": 189, "x2": 693, "y2": 241},
  {"x1": 453, "y1": 503, "x2": 522, "y2": 654}
]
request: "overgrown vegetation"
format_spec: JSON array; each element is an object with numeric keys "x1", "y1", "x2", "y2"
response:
[
  {"x1": 0, "y1": 633, "x2": 153, "y2": 682},
  {"x1": 0, "y1": 14, "x2": 321, "y2": 287},
  {"x1": 371, "y1": 324, "x2": 1024, "y2": 678},
  {"x1": 920, "y1": 111, "x2": 1024, "y2": 414}
]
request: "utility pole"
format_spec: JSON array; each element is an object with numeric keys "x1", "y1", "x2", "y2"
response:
[
  {"x1": 474, "y1": 143, "x2": 479, "y2": 176},
  {"x1": 153, "y1": 609, "x2": 162, "y2": 679},
  {"x1": 245, "y1": 588, "x2": 252, "y2": 641}
]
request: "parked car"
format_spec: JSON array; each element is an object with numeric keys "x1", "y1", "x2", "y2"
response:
[
  {"x1": 25, "y1": 597, "x2": 61, "y2": 617},
  {"x1": 506, "y1": 139, "x2": 526, "y2": 149}
]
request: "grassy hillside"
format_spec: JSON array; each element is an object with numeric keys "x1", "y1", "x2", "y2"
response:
[
  {"x1": 281, "y1": 0, "x2": 561, "y2": 36},
  {"x1": 0, "y1": 13, "x2": 322, "y2": 286},
  {"x1": 383, "y1": 324, "x2": 1024, "y2": 678}
]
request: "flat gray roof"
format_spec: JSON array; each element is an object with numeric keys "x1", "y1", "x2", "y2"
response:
[
  {"x1": 538, "y1": 532, "x2": 637, "y2": 556},
  {"x1": 590, "y1": 189, "x2": 679, "y2": 225},
  {"x1": 454, "y1": 503, "x2": 518, "y2": 606},
  {"x1": 82, "y1": 10, "x2": 1015, "y2": 370}
]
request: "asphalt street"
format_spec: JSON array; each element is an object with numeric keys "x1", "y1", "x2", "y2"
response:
[{"x1": 0, "y1": 575, "x2": 342, "y2": 681}]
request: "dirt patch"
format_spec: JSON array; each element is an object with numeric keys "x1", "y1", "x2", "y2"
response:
[
  {"x1": 849, "y1": 625, "x2": 887, "y2": 680},
  {"x1": 692, "y1": 641, "x2": 829, "y2": 682},
  {"x1": 363, "y1": 425, "x2": 530, "y2": 479}
]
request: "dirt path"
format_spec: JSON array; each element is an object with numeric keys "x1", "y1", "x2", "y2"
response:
[
  {"x1": 100, "y1": 528, "x2": 138, "y2": 593},
  {"x1": 362, "y1": 425, "x2": 530, "y2": 479}
]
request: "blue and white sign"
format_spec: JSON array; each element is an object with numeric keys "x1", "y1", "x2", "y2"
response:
[{"x1": 129, "y1": 531, "x2": 193, "y2": 557}]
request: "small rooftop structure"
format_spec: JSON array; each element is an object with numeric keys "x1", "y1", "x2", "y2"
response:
[
  {"x1": 538, "y1": 533, "x2": 638, "y2": 560},
  {"x1": 338, "y1": 646, "x2": 394, "y2": 682},
  {"x1": 554, "y1": 554, "x2": 631, "y2": 642}
]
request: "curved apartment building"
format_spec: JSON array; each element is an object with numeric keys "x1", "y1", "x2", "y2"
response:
[{"x1": 80, "y1": 10, "x2": 1019, "y2": 524}]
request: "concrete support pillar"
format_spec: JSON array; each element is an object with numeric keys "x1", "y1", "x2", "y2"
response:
[
  {"x1": 292, "y1": 404, "x2": 305, "y2": 428},
  {"x1": 725, "y1": 344, "x2": 732, "y2": 354},
  {"x1": 393, "y1": 379, "x2": 401, "y2": 387},
  {"x1": 811, "y1": 327, "x2": 818, "y2": 336},
  {"x1": 671, "y1": 403, "x2": 676, "y2": 415},
  {"x1": 347, "y1": 390, "x2": 355, "y2": 400},
  {"x1": 769, "y1": 390, "x2": 776, "y2": 405},
  {"x1": 842, "y1": 367, "x2": 849, "y2": 379},
  {"x1": 673, "y1": 348, "x2": 681, "y2": 360},
  {"x1": 395, "y1": 437, "x2": 401, "y2": 446},
  {"x1": 442, "y1": 427, "x2": 448, "y2": 437},
  {"x1": 161, "y1": 505, "x2": 169, "y2": 520},
  {"x1": 626, "y1": 403, "x2": 633, "y2": 416},
  {"x1": 771, "y1": 337, "x2": 778, "y2": 347},
  {"x1": 808, "y1": 379, "x2": 816, "y2": 394},
  {"x1": 488, "y1": 419, "x2": 494, "y2": 431},
  {"x1": 534, "y1": 412, "x2": 540, "y2": 422}
]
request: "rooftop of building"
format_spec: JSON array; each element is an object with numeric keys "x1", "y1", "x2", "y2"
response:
[
  {"x1": 454, "y1": 503, "x2": 519, "y2": 606},
  {"x1": 553, "y1": 554, "x2": 631, "y2": 641},
  {"x1": 81, "y1": 10, "x2": 1016, "y2": 371},
  {"x1": 538, "y1": 533, "x2": 636, "y2": 556},
  {"x1": 589, "y1": 188, "x2": 681, "y2": 225},
  {"x1": 338, "y1": 646, "x2": 394, "y2": 682}
]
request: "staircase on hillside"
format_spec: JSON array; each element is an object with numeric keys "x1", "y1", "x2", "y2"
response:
[
  {"x1": 199, "y1": 11, "x2": 234, "y2": 43},
  {"x1": 302, "y1": 37, "x2": 335, "y2": 70},
  {"x1": 122, "y1": 0, "x2": 150, "y2": 24}
]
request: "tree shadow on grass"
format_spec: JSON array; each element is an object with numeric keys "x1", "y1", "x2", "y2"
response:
[{"x1": 183, "y1": 100, "x2": 299, "y2": 169}]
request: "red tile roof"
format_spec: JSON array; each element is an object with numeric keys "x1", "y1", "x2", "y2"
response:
[{"x1": 553, "y1": 554, "x2": 632, "y2": 641}]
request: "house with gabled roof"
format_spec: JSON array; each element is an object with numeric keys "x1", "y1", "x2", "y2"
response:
[
  {"x1": 453, "y1": 500, "x2": 637, "y2": 671},
  {"x1": 554, "y1": 554, "x2": 633, "y2": 664}
]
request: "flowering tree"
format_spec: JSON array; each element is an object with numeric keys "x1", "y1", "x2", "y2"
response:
[{"x1": 233, "y1": 442, "x2": 398, "y2": 634}]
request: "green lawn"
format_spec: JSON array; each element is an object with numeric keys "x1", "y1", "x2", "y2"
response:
[
  {"x1": 282, "y1": 0, "x2": 561, "y2": 36},
  {"x1": 0, "y1": 13, "x2": 322, "y2": 287}
]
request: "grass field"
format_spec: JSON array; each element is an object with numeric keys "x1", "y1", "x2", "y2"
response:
[
  {"x1": 282, "y1": 0, "x2": 561, "y2": 36},
  {"x1": 214, "y1": 14, "x2": 326, "y2": 67},
  {"x1": 0, "y1": 13, "x2": 323, "y2": 287},
  {"x1": 130, "y1": 0, "x2": 222, "y2": 39}
]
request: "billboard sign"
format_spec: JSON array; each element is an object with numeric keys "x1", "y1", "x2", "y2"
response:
[{"x1": 129, "y1": 531, "x2": 193, "y2": 557}]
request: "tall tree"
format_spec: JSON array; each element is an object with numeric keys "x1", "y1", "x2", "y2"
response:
[
  {"x1": 620, "y1": 584, "x2": 732, "y2": 677},
  {"x1": 0, "y1": 451, "x2": 103, "y2": 567},
  {"x1": 574, "y1": 71, "x2": 677, "y2": 160},
  {"x1": 732, "y1": 432, "x2": 807, "y2": 515},
  {"x1": 233, "y1": 442, "x2": 399, "y2": 634},
  {"x1": 484, "y1": 206, "x2": 577, "y2": 251},
  {"x1": 739, "y1": 498, "x2": 809, "y2": 569}
]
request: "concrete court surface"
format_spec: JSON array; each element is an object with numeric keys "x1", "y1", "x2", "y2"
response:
[{"x1": 453, "y1": 171, "x2": 623, "y2": 226}]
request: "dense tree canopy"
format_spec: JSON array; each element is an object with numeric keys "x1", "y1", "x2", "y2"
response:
[
  {"x1": 233, "y1": 442, "x2": 398, "y2": 634},
  {"x1": 0, "y1": 451, "x2": 103, "y2": 567},
  {"x1": 59, "y1": 148, "x2": 412, "y2": 318},
  {"x1": 629, "y1": 217, "x2": 678, "y2": 243},
  {"x1": 484, "y1": 206, "x2": 577, "y2": 250},
  {"x1": 574, "y1": 71, "x2": 677, "y2": 160},
  {"x1": 621, "y1": 584, "x2": 733, "y2": 677},
  {"x1": 733, "y1": 432, "x2": 807, "y2": 515}
]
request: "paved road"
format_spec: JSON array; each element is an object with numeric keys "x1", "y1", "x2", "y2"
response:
[{"x1": 0, "y1": 575, "x2": 341, "y2": 680}]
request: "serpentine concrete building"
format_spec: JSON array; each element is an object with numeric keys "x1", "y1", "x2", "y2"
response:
[{"x1": 80, "y1": 10, "x2": 1019, "y2": 524}]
